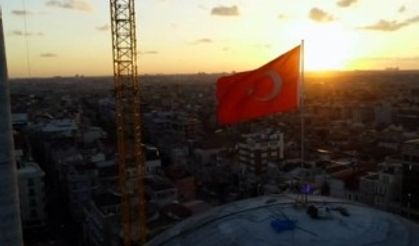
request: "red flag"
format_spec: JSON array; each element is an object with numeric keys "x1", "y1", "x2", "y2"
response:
[{"x1": 217, "y1": 45, "x2": 301, "y2": 125}]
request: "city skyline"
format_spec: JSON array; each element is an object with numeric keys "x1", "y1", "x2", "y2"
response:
[{"x1": 2, "y1": 0, "x2": 419, "y2": 78}]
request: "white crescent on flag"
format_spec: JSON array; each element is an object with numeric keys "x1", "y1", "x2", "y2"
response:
[
  {"x1": 249, "y1": 70, "x2": 283, "y2": 102},
  {"x1": 255, "y1": 70, "x2": 283, "y2": 101}
]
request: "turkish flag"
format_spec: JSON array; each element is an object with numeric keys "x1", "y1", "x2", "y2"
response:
[{"x1": 217, "y1": 45, "x2": 301, "y2": 125}]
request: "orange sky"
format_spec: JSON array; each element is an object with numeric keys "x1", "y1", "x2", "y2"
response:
[{"x1": 2, "y1": 0, "x2": 419, "y2": 78}]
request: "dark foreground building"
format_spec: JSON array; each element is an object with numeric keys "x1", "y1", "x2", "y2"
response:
[
  {"x1": 0, "y1": 8, "x2": 24, "y2": 246},
  {"x1": 401, "y1": 139, "x2": 419, "y2": 219}
]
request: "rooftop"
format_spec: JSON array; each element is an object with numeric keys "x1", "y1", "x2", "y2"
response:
[
  {"x1": 405, "y1": 138, "x2": 419, "y2": 145},
  {"x1": 147, "y1": 195, "x2": 419, "y2": 246},
  {"x1": 18, "y1": 162, "x2": 45, "y2": 177},
  {"x1": 93, "y1": 191, "x2": 120, "y2": 209},
  {"x1": 145, "y1": 176, "x2": 175, "y2": 191}
]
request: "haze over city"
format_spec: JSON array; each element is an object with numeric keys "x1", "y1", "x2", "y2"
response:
[{"x1": 2, "y1": 0, "x2": 419, "y2": 77}]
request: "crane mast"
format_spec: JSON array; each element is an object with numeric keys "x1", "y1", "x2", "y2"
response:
[{"x1": 109, "y1": 0, "x2": 146, "y2": 245}]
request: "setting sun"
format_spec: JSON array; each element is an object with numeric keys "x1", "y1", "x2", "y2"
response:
[{"x1": 300, "y1": 24, "x2": 356, "y2": 71}]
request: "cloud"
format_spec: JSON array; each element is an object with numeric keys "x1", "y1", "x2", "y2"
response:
[
  {"x1": 359, "y1": 15, "x2": 419, "y2": 31},
  {"x1": 198, "y1": 4, "x2": 207, "y2": 11},
  {"x1": 361, "y1": 20, "x2": 405, "y2": 31},
  {"x1": 46, "y1": 0, "x2": 92, "y2": 12},
  {"x1": 9, "y1": 30, "x2": 44, "y2": 36},
  {"x1": 139, "y1": 50, "x2": 159, "y2": 55},
  {"x1": 96, "y1": 24, "x2": 110, "y2": 31},
  {"x1": 278, "y1": 14, "x2": 287, "y2": 19},
  {"x1": 362, "y1": 56, "x2": 419, "y2": 62},
  {"x1": 190, "y1": 38, "x2": 213, "y2": 45},
  {"x1": 40, "y1": 53, "x2": 57, "y2": 58},
  {"x1": 408, "y1": 15, "x2": 419, "y2": 23},
  {"x1": 337, "y1": 0, "x2": 357, "y2": 8},
  {"x1": 11, "y1": 10, "x2": 32, "y2": 16},
  {"x1": 211, "y1": 5, "x2": 239, "y2": 16},
  {"x1": 398, "y1": 5, "x2": 406, "y2": 13},
  {"x1": 10, "y1": 30, "x2": 25, "y2": 36},
  {"x1": 309, "y1": 8, "x2": 335, "y2": 22}
]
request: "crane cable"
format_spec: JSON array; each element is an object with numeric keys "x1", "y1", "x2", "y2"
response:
[{"x1": 21, "y1": 0, "x2": 32, "y2": 77}]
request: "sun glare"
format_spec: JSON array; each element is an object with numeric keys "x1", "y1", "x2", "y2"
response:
[{"x1": 300, "y1": 24, "x2": 355, "y2": 71}]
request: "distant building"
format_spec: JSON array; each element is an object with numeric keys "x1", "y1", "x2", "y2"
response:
[
  {"x1": 181, "y1": 200, "x2": 211, "y2": 216},
  {"x1": 82, "y1": 192, "x2": 121, "y2": 246},
  {"x1": 83, "y1": 192, "x2": 161, "y2": 246},
  {"x1": 352, "y1": 105, "x2": 374, "y2": 124},
  {"x1": 80, "y1": 126, "x2": 107, "y2": 145},
  {"x1": 96, "y1": 159, "x2": 118, "y2": 193},
  {"x1": 12, "y1": 113, "x2": 29, "y2": 129},
  {"x1": 328, "y1": 178, "x2": 346, "y2": 199},
  {"x1": 143, "y1": 111, "x2": 202, "y2": 144},
  {"x1": 145, "y1": 145, "x2": 162, "y2": 175},
  {"x1": 238, "y1": 130, "x2": 284, "y2": 175},
  {"x1": 395, "y1": 109, "x2": 419, "y2": 131},
  {"x1": 172, "y1": 114, "x2": 201, "y2": 141},
  {"x1": 374, "y1": 104, "x2": 393, "y2": 126},
  {"x1": 39, "y1": 119, "x2": 78, "y2": 138},
  {"x1": 170, "y1": 147, "x2": 189, "y2": 167},
  {"x1": 401, "y1": 139, "x2": 419, "y2": 219},
  {"x1": 145, "y1": 176, "x2": 177, "y2": 207},
  {"x1": 374, "y1": 164, "x2": 402, "y2": 212},
  {"x1": 174, "y1": 176, "x2": 196, "y2": 202},
  {"x1": 359, "y1": 172, "x2": 378, "y2": 206},
  {"x1": 193, "y1": 147, "x2": 222, "y2": 167},
  {"x1": 18, "y1": 162, "x2": 46, "y2": 228},
  {"x1": 65, "y1": 160, "x2": 98, "y2": 220}
]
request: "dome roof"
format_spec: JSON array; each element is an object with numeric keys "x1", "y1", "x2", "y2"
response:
[{"x1": 147, "y1": 195, "x2": 419, "y2": 246}]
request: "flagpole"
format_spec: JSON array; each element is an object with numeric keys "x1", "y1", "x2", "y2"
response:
[
  {"x1": 300, "y1": 40, "x2": 307, "y2": 203},
  {"x1": 300, "y1": 40, "x2": 305, "y2": 169}
]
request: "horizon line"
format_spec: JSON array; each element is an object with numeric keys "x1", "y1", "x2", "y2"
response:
[{"x1": 8, "y1": 69, "x2": 419, "y2": 80}]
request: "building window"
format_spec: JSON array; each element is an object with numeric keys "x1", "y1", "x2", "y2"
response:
[
  {"x1": 30, "y1": 199, "x2": 37, "y2": 207},
  {"x1": 30, "y1": 209, "x2": 38, "y2": 218},
  {"x1": 29, "y1": 189, "x2": 35, "y2": 197},
  {"x1": 27, "y1": 179, "x2": 34, "y2": 186}
]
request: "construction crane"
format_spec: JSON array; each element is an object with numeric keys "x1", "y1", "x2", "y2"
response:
[{"x1": 109, "y1": 0, "x2": 146, "y2": 245}]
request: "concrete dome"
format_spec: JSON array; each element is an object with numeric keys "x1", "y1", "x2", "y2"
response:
[{"x1": 147, "y1": 195, "x2": 419, "y2": 246}]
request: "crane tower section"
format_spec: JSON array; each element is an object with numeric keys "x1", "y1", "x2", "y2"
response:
[{"x1": 109, "y1": 0, "x2": 146, "y2": 245}]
